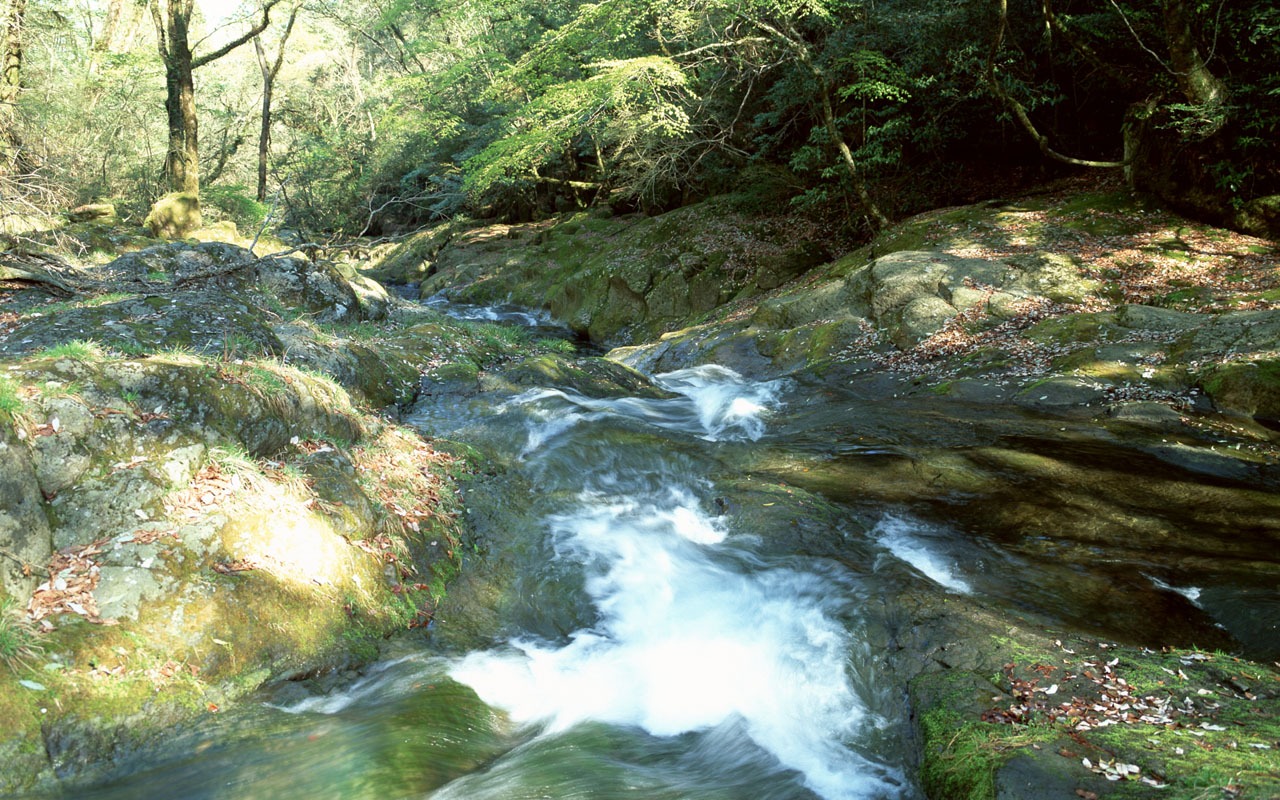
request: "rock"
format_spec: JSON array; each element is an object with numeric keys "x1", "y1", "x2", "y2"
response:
[
  {"x1": 67, "y1": 203, "x2": 117, "y2": 224},
  {"x1": 1115, "y1": 303, "x2": 1201, "y2": 332},
  {"x1": 1106, "y1": 401, "x2": 1183, "y2": 428},
  {"x1": 0, "y1": 437, "x2": 53, "y2": 598},
  {"x1": 893, "y1": 295, "x2": 959, "y2": 348},
  {"x1": 47, "y1": 471, "x2": 168, "y2": 549},
  {"x1": 1200, "y1": 358, "x2": 1280, "y2": 420},
  {"x1": 94, "y1": 566, "x2": 166, "y2": 621},
  {"x1": 30, "y1": 397, "x2": 95, "y2": 496},
  {"x1": 347, "y1": 273, "x2": 391, "y2": 321},
  {"x1": 158, "y1": 444, "x2": 206, "y2": 488},
  {"x1": 1234, "y1": 193, "x2": 1280, "y2": 240},
  {"x1": 253, "y1": 255, "x2": 363, "y2": 323},
  {"x1": 144, "y1": 192, "x2": 202, "y2": 239}
]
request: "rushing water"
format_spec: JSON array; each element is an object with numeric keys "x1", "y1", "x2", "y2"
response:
[
  {"x1": 34, "y1": 300, "x2": 1278, "y2": 798},
  {"x1": 425, "y1": 366, "x2": 910, "y2": 799}
]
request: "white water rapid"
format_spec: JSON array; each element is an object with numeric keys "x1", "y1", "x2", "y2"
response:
[{"x1": 438, "y1": 365, "x2": 906, "y2": 800}]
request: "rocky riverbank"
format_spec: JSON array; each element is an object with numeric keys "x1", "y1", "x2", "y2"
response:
[
  {"x1": 1, "y1": 176, "x2": 1277, "y2": 797},
  {"x1": 0, "y1": 236, "x2": 584, "y2": 793}
]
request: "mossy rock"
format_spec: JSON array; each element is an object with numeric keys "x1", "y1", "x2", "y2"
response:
[
  {"x1": 1200, "y1": 359, "x2": 1280, "y2": 421},
  {"x1": 491, "y1": 354, "x2": 674, "y2": 399},
  {"x1": 67, "y1": 204, "x2": 117, "y2": 224},
  {"x1": 144, "y1": 193, "x2": 202, "y2": 239}
]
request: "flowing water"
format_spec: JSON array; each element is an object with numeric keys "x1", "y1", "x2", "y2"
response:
[
  {"x1": 35, "y1": 301, "x2": 1280, "y2": 799},
  {"x1": 408, "y1": 363, "x2": 913, "y2": 799}
]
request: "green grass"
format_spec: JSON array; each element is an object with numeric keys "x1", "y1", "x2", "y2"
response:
[
  {"x1": 536, "y1": 337, "x2": 577, "y2": 354},
  {"x1": 243, "y1": 365, "x2": 288, "y2": 396},
  {"x1": 38, "y1": 339, "x2": 107, "y2": 361},
  {"x1": 0, "y1": 596, "x2": 43, "y2": 673},
  {"x1": 472, "y1": 321, "x2": 532, "y2": 350},
  {"x1": 0, "y1": 376, "x2": 23, "y2": 421},
  {"x1": 209, "y1": 444, "x2": 258, "y2": 476},
  {"x1": 153, "y1": 344, "x2": 201, "y2": 362},
  {"x1": 292, "y1": 365, "x2": 347, "y2": 399}
]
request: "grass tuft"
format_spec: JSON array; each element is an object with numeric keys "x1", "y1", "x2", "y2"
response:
[{"x1": 0, "y1": 597, "x2": 43, "y2": 673}]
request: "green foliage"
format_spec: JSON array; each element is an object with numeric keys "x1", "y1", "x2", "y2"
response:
[
  {"x1": 202, "y1": 185, "x2": 269, "y2": 230},
  {"x1": 464, "y1": 55, "x2": 693, "y2": 205},
  {"x1": 9, "y1": 0, "x2": 1277, "y2": 236}
]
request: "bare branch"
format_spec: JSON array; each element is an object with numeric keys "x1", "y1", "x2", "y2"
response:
[{"x1": 191, "y1": 0, "x2": 283, "y2": 68}]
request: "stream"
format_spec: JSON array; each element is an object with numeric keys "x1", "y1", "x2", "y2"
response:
[{"x1": 36, "y1": 302, "x2": 1279, "y2": 799}]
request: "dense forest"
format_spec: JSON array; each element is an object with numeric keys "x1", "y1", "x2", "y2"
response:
[{"x1": 2, "y1": 0, "x2": 1278, "y2": 241}]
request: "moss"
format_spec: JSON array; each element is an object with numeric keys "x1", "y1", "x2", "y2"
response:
[
  {"x1": 913, "y1": 669, "x2": 1060, "y2": 800},
  {"x1": 144, "y1": 192, "x2": 202, "y2": 239},
  {"x1": 1025, "y1": 312, "x2": 1122, "y2": 345},
  {"x1": 1199, "y1": 359, "x2": 1280, "y2": 419},
  {"x1": 914, "y1": 635, "x2": 1280, "y2": 800}
]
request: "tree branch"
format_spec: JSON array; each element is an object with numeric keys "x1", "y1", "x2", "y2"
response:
[
  {"x1": 192, "y1": 0, "x2": 282, "y2": 68},
  {"x1": 988, "y1": 0, "x2": 1125, "y2": 169},
  {"x1": 1042, "y1": 0, "x2": 1138, "y2": 91}
]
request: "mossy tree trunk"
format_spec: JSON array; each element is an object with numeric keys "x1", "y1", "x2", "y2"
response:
[
  {"x1": 1161, "y1": 0, "x2": 1228, "y2": 112},
  {"x1": 149, "y1": 0, "x2": 282, "y2": 196},
  {"x1": 1, "y1": 0, "x2": 26, "y2": 174}
]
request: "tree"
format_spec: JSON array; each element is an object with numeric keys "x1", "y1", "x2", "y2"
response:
[
  {"x1": 254, "y1": 4, "x2": 298, "y2": 201},
  {"x1": 1, "y1": 0, "x2": 26, "y2": 174},
  {"x1": 149, "y1": 0, "x2": 282, "y2": 196}
]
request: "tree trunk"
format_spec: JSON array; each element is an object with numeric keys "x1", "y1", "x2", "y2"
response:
[
  {"x1": 1, "y1": 0, "x2": 26, "y2": 173},
  {"x1": 150, "y1": 0, "x2": 281, "y2": 197},
  {"x1": 254, "y1": 6, "x2": 297, "y2": 202},
  {"x1": 255, "y1": 41, "x2": 272, "y2": 202},
  {"x1": 1161, "y1": 0, "x2": 1228, "y2": 109},
  {"x1": 165, "y1": 54, "x2": 199, "y2": 194}
]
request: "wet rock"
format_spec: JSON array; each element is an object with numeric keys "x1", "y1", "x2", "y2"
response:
[
  {"x1": 1012, "y1": 376, "x2": 1107, "y2": 409},
  {"x1": 488, "y1": 354, "x2": 675, "y2": 399},
  {"x1": 1105, "y1": 401, "x2": 1184, "y2": 428}
]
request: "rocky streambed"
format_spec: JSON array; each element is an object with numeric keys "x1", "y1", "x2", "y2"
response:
[{"x1": 1, "y1": 180, "x2": 1278, "y2": 798}]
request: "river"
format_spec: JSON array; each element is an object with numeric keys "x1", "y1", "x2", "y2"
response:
[{"x1": 38, "y1": 300, "x2": 1278, "y2": 799}]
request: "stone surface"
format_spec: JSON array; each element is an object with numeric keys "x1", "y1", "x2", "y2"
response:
[{"x1": 0, "y1": 437, "x2": 53, "y2": 598}]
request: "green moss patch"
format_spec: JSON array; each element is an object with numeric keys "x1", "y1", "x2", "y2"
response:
[{"x1": 914, "y1": 636, "x2": 1280, "y2": 800}]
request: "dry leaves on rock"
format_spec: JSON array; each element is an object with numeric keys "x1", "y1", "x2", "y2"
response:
[{"x1": 27, "y1": 542, "x2": 116, "y2": 627}]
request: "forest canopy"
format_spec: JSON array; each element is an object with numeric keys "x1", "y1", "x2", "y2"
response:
[{"x1": 1, "y1": 0, "x2": 1277, "y2": 240}]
